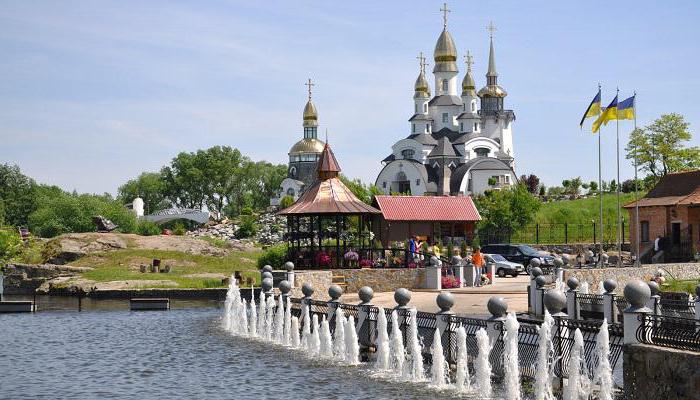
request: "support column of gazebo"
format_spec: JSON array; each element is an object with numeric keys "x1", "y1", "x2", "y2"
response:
[{"x1": 278, "y1": 143, "x2": 381, "y2": 269}]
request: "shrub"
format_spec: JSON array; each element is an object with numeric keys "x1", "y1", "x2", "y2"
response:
[
  {"x1": 171, "y1": 221, "x2": 186, "y2": 236},
  {"x1": 257, "y1": 243, "x2": 287, "y2": 269},
  {"x1": 0, "y1": 227, "x2": 22, "y2": 265},
  {"x1": 237, "y1": 215, "x2": 257, "y2": 238},
  {"x1": 136, "y1": 220, "x2": 162, "y2": 236},
  {"x1": 280, "y1": 195, "x2": 295, "y2": 209}
]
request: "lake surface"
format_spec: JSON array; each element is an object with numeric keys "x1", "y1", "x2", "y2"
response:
[{"x1": 0, "y1": 302, "x2": 482, "y2": 400}]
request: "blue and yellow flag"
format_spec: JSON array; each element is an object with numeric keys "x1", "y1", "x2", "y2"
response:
[
  {"x1": 579, "y1": 89, "x2": 601, "y2": 128},
  {"x1": 617, "y1": 95, "x2": 635, "y2": 121},
  {"x1": 592, "y1": 95, "x2": 618, "y2": 133}
]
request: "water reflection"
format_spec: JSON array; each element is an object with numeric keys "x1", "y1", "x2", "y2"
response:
[{"x1": 1, "y1": 294, "x2": 222, "y2": 312}]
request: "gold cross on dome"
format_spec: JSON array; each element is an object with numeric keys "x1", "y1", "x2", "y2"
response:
[
  {"x1": 487, "y1": 21, "x2": 497, "y2": 38},
  {"x1": 440, "y1": 3, "x2": 450, "y2": 28},
  {"x1": 305, "y1": 78, "x2": 314, "y2": 100},
  {"x1": 464, "y1": 51, "x2": 474, "y2": 70},
  {"x1": 416, "y1": 52, "x2": 427, "y2": 72}
]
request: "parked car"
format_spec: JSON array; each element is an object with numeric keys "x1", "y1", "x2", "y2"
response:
[
  {"x1": 480, "y1": 244, "x2": 554, "y2": 274},
  {"x1": 484, "y1": 254, "x2": 523, "y2": 277}
]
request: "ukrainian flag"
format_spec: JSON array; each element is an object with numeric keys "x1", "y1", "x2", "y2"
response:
[
  {"x1": 617, "y1": 95, "x2": 635, "y2": 121},
  {"x1": 579, "y1": 89, "x2": 601, "y2": 128},
  {"x1": 592, "y1": 95, "x2": 618, "y2": 133}
]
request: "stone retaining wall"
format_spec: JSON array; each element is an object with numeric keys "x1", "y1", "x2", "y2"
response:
[
  {"x1": 290, "y1": 271, "x2": 333, "y2": 300},
  {"x1": 1, "y1": 263, "x2": 91, "y2": 294},
  {"x1": 562, "y1": 263, "x2": 700, "y2": 294},
  {"x1": 335, "y1": 268, "x2": 425, "y2": 293},
  {"x1": 623, "y1": 344, "x2": 700, "y2": 400}
]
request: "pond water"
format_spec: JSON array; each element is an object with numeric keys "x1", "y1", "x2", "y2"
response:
[{"x1": 1, "y1": 302, "x2": 483, "y2": 400}]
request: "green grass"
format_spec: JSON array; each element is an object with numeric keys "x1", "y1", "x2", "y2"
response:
[
  {"x1": 508, "y1": 193, "x2": 644, "y2": 244},
  {"x1": 196, "y1": 236, "x2": 230, "y2": 249},
  {"x1": 661, "y1": 279, "x2": 700, "y2": 295},
  {"x1": 72, "y1": 248, "x2": 261, "y2": 289}
]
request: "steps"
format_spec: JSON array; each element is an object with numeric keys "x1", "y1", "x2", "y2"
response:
[{"x1": 332, "y1": 275, "x2": 347, "y2": 290}]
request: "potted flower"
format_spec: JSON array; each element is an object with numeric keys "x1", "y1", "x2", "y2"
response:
[
  {"x1": 359, "y1": 259, "x2": 373, "y2": 268},
  {"x1": 316, "y1": 251, "x2": 331, "y2": 267}
]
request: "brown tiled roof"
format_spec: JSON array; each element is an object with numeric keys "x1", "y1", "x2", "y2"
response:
[
  {"x1": 277, "y1": 177, "x2": 381, "y2": 215},
  {"x1": 623, "y1": 170, "x2": 700, "y2": 208},
  {"x1": 317, "y1": 143, "x2": 340, "y2": 180},
  {"x1": 373, "y1": 195, "x2": 481, "y2": 222}
]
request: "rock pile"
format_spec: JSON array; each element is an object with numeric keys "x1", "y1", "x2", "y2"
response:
[
  {"x1": 187, "y1": 222, "x2": 239, "y2": 241},
  {"x1": 186, "y1": 212, "x2": 286, "y2": 245}
]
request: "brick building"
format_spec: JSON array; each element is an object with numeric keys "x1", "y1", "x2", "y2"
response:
[{"x1": 624, "y1": 170, "x2": 700, "y2": 262}]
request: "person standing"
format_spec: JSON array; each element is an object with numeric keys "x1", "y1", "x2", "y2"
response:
[{"x1": 472, "y1": 246, "x2": 484, "y2": 287}]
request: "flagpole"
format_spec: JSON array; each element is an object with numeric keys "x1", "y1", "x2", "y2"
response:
[
  {"x1": 598, "y1": 84, "x2": 604, "y2": 268},
  {"x1": 615, "y1": 88, "x2": 622, "y2": 267},
  {"x1": 633, "y1": 92, "x2": 640, "y2": 267}
]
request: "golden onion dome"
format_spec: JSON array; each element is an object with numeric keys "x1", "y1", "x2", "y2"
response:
[
  {"x1": 462, "y1": 69, "x2": 475, "y2": 91},
  {"x1": 289, "y1": 138, "x2": 325, "y2": 155},
  {"x1": 303, "y1": 99, "x2": 318, "y2": 121},
  {"x1": 434, "y1": 29, "x2": 457, "y2": 62},
  {"x1": 414, "y1": 71, "x2": 430, "y2": 93},
  {"x1": 477, "y1": 84, "x2": 508, "y2": 98}
]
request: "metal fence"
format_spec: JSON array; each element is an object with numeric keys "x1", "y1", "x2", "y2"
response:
[
  {"x1": 636, "y1": 314, "x2": 700, "y2": 351},
  {"x1": 476, "y1": 222, "x2": 627, "y2": 245}
]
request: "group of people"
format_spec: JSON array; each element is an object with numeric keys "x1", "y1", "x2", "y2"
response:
[{"x1": 407, "y1": 236, "x2": 488, "y2": 286}]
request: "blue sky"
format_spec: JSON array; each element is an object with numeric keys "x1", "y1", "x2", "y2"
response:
[{"x1": 1, "y1": 0, "x2": 699, "y2": 195}]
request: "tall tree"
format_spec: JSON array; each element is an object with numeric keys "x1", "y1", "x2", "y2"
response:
[
  {"x1": 626, "y1": 114, "x2": 700, "y2": 182},
  {"x1": 474, "y1": 184, "x2": 541, "y2": 233},
  {"x1": 0, "y1": 164, "x2": 38, "y2": 227}
]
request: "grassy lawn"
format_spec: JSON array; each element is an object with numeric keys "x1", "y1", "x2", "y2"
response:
[
  {"x1": 505, "y1": 193, "x2": 644, "y2": 244},
  {"x1": 661, "y1": 279, "x2": 700, "y2": 295},
  {"x1": 72, "y1": 248, "x2": 261, "y2": 289}
]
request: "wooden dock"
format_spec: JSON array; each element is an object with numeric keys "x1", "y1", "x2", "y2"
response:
[
  {"x1": 130, "y1": 298, "x2": 170, "y2": 311},
  {"x1": 0, "y1": 300, "x2": 35, "y2": 313}
]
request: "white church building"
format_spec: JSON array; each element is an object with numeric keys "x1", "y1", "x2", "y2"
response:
[{"x1": 375, "y1": 9, "x2": 517, "y2": 196}]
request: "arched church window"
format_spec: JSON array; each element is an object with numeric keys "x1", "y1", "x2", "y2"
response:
[
  {"x1": 423, "y1": 104, "x2": 427, "y2": 113},
  {"x1": 442, "y1": 113, "x2": 448, "y2": 123},
  {"x1": 401, "y1": 149, "x2": 415, "y2": 159},
  {"x1": 474, "y1": 147, "x2": 490, "y2": 157},
  {"x1": 412, "y1": 124, "x2": 416, "y2": 133},
  {"x1": 460, "y1": 123, "x2": 463, "y2": 132},
  {"x1": 287, "y1": 188, "x2": 295, "y2": 196},
  {"x1": 415, "y1": 104, "x2": 419, "y2": 113},
  {"x1": 442, "y1": 79, "x2": 448, "y2": 92},
  {"x1": 289, "y1": 166, "x2": 297, "y2": 177},
  {"x1": 471, "y1": 102, "x2": 476, "y2": 112}
]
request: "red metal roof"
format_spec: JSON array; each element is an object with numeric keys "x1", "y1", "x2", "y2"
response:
[
  {"x1": 278, "y1": 177, "x2": 381, "y2": 215},
  {"x1": 374, "y1": 195, "x2": 482, "y2": 222}
]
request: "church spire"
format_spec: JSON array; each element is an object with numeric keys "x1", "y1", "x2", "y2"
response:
[{"x1": 486, "y1": 21, "x2": 498, "y2": 85}]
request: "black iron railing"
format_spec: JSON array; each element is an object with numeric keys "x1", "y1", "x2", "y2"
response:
[
  {"x1": 636, "y1": 314, "x2": 700, "y2": 351},
  {"x1": 660, "y1": 298, "x2": 696, "y2": 319}
]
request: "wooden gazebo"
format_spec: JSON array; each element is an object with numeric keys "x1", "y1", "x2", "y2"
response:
[{"x1": 278, "y1": 143, "x2": 381, "y2": 269}]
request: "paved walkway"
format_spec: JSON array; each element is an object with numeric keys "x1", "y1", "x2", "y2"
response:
[{"x1": 339, "y1": 275, "x2": 530, "y2": 317}]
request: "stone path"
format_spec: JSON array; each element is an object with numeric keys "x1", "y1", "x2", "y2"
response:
[{"x1": 339, "y1": 275, "x2": 529, "y2": 317}]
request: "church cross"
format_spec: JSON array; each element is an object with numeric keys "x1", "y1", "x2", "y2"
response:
[
  {"x1": 487, "y1": 21, "x2": 497, "y2": 38},
  {"x1": 464, "y1": 51, "x2": 474, "y2": 70},
  {"x1": 440, "y1": 3, "x2": 450, "y2": 28},
  {"x1": 416, "y1": 52, "x2": 427, "y2": 72},
  {"x1": 305, "y1": 78, "x2": 315, "y2": 100}
]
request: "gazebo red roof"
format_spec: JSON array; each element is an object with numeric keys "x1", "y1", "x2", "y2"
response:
[
  {"x1": 373, "y1": 195, "x2": 481, "y2": 222},
  {"x1": 278, "y1": 144, "x2": 381, "y2": 215}
]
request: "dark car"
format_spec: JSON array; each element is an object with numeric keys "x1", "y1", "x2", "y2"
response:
[{"x1": 480, "y1": 244, "x2": 554, "y2": 274}]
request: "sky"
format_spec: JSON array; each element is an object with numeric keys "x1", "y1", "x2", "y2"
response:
[{"x1": 1, "y1": 0, "x2": 699, "y2": 195}]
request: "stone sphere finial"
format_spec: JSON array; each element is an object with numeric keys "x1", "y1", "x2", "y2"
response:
[
  {"x1": 358, "y1": 286, "x2": 374, "y2": 304},
  {"x1": 530, "y1": 258, "x2": 541, "y2": 270},
  {"x1": 328, "y1": 284, "x2": 343, "y2": 301},
  {"x1": 278, "y1": 280, "x2": 291, "y2": 295},
  {"x1": 284, "y1": 261, "x2": 295, "y2": 272},
  {"x1": 567, "y1": 277, "x2": 579, "y2": 291},
  {"x1": 624, "y1": 280, "x2": 652, "y2": 309},
  {"x1": 544, "y1": 290, "x2": 567, "y2": 315},
  {"x1": 603, "y1": 279, "x2": 617, "y2": 293},
  {"x1": 262, "y1": 265, "x2": 273, "y2": 273},
  {"x1": 487, "y1": 296, "x2": 508, "y2": 318},
  {"x1": 553, "y1": 257, "x2": 563, "y2": 268},
  {"x1": 262, "y1": 271, "x2": 273, "y2": 281},
  {"x1": 436, "y1": 292, "x2": 455, "y2": 313},
  {"x1": 261, "y1": 277, "x2": 273, "y2": 292},
  {"x1": 301, "y1": 283, "x2": 314, "y2": 297},
  {"x1": 394, "y1": 288, "x2": 412, "y2": 307},
  {"x1": 531, "y1": 266, "x2": 543, "y2": 278},
  {"x1": 647, "y1": 280, "x2": 660, "y2": 296},
  {"x1": 535, "y1": 275, "x2": 547, "y2": 288}
]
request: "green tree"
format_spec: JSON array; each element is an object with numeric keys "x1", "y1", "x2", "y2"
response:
[
  {"x1": 474, "y1": 184, "x2": 541, "y2": 233},
  {"x1": 117, "y1": 172, "x2": 168, "y2": 215},
  {"x1": 280, "y1": 195, "x2": 295, "y2": 209},
  {"x1": 519, "y1": 174, "x2": 540, "y2": 194},
  {"x1": 339, "y1": 175, "x2": 382, "y2": 205},
  {"x1": 588, "y1": 181, "x2": 598, "y2": 192},
  {"x1": 626, "y1": 114, "x2": 700, "y2": 180},
  {"x1": 0, "y1": 164, "x2": 38, "y2": 227}
]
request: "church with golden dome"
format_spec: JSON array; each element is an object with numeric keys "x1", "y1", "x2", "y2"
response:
[
  {"x1": 375, "y1": 5, "x2": 517, "y2": 196},
  {"x1": 270, "y1": 79, "x2": 326, "y2": 206}
]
